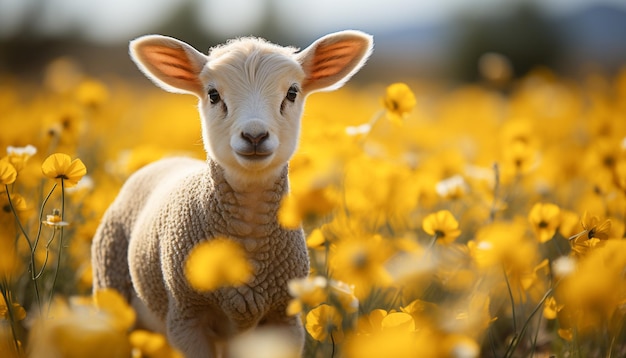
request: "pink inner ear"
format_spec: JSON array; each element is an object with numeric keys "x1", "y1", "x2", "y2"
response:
[
  {"x1": 142, "y1": 45, "x2": 202, "y2": 88},
  {"x1": 304, "y1": 40, "x2": 365, "y2": 86}
]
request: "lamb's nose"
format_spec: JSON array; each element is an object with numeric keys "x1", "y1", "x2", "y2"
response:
[{"x1": 241, "y1": 131, "x2": 269, "y2": 146}]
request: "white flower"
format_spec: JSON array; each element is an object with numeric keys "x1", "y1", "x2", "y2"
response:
[
  {"x1": 7, "y1": 144, "x2": 37, "y2": 157},
  {"x1": 436, "y1": 175, "x2": 468, "y2": 199},
  {"x1": 552, "y1": 256, "x2": 576, "y2": 278},
  {"x1": 345, "y1": 123, "x2": 372, "y2": 136},
  {"x1": 288, "y1": 276, "x2": 327, "y2": 297}
]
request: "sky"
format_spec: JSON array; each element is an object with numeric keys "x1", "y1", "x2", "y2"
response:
[{"x1": 1, "y1": 0, "x2": 625, "y2": 44}]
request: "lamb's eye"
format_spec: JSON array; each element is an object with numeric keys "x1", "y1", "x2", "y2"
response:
[
  {"x1": 285, "y1": 85, "x2": 298, "y2": 102},
  {"x1": 208, "y1": 88, "x2": 221, "y2": 104}
]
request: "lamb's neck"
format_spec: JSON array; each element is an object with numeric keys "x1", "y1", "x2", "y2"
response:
[{"x1": 208, "y1": 160, "x2": 289, "y2": 239}]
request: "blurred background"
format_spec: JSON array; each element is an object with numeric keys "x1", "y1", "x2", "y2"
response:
[{"x1": 1, "y1": 0, "x2": 625, "y2": 83}]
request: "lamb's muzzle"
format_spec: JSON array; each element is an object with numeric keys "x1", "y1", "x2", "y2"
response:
[{"x1": 91, "y1": 30, "x2": 373, "y2": 358}]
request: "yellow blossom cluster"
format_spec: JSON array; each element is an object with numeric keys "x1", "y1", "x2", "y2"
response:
[{"x1": 0, "y1": 57, "x2": 626, "y2": 357}]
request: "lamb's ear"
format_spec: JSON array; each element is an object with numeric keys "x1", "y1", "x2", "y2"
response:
[
  {"x1": 130, "y1": 35, "x2": 207, "y2": 97},
  {"x1": 296, "y1": 30, "x2": 373, "y2": 93}
]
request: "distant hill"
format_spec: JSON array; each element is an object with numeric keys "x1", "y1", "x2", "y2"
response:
[
  {"x1": 369, "y1": 3, "x2": 626, "y2": 81},
  {"x1": 554, "y1": 4, "x2": 626, "y2": 72}
]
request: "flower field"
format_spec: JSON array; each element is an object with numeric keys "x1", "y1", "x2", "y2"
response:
[{"x1": 2, "y1": 57, "x2": 626, "y2": 357}]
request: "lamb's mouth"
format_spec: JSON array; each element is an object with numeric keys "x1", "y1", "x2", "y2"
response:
[{"x1": 235, "y1": 151, "x2": 273, "y2": 161}]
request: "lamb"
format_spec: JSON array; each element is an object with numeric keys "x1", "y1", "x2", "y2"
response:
[{"x1": 91, "y1": 30, "x2": 373, "y2": 357}]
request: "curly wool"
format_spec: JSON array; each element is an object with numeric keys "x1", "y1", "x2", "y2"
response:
[{"x1": 92, "y1": 157, "x2": 309, "y2": 336}]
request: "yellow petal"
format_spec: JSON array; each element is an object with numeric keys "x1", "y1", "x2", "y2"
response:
[
  {"x1": 306, "y1": 229, "x2": 326, "y2": 249},
  {"x1": 94, "y1": 289, "x2": 136, "y2": 331},
  {"x1": 286, "y1": 299, "x2": 302, "y2": 316},
  {"x1": 185, "y1": 238, "x2": 252, "y2": 291},
  {"x1": 381, "y1": 312, "x2": 415, "y2": 331},
  {"x1": 64, "y1": 158, "x2": 87, "y2": 187},
  {"x1": 41, "y1": 153, "x2": 87, "y2": 188},
  {"x1": 382, "y1": 82, "x2": 416, "y2": 119},
  {"x1": 277, "y1": 195, "x2": 302, "y2": 229},
  {"x1": 42, "y1": 153, "x2": 72, "y2": 179},
  {"x1": 0, "y1": 159, "x2": 17, "y2": 185}
]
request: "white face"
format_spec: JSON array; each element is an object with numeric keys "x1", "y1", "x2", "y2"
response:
[
  {"x1": 197, "y1": 50, "x2": 306, "y2": 187},
  {"x1": 130, "y1": 31, "x2": 373, "y2": 190}
]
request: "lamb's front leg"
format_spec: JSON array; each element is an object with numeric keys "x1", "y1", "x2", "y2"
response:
[
  {"x1": 91, "y1": 217, "x2": 133, "y2": 301},
  {"x1": 167, "y1": 304, "x2": 218, "y2": 358}
]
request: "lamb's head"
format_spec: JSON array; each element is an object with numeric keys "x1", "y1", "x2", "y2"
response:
[{"x1": 129, "y1": 31, "x2": 373, "y2": 188}]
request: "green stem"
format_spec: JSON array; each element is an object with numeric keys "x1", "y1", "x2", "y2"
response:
[
  {"x1": 488, "y1": 325, "x2": 498, "y2": 357},
  {"x1": 551, "y1": 232, "x2": 564, "y2": 256},
  {"x1": 489, "y1": 162, "x2": 500, "y2": 222},
  {"x1": 504, "y1": 284, "x2": 557, "y2": 358},
  {"x1": 531, "y1": 308, "x2": 543, "y2": 356},
  {"x1": 0, "y1": 283, "x2": 21, "y2": 356},
  {"x1": 4, "y1": 185, "x2": 42, "y2": 311},
  {"x1": 503, "y1": 265, "x2": 517, "y2": 333},
  {"x1": 427, "y1": 233, "x2": 439, "y2": 251},
  {"x1": 33, "y1": 183, "x2": 58, "y2": 252},
  {"x1": 358, "y1": 109, "x2": 385, "y2": 145},
  {"x1": 47, "y1": 179, "x2": 65, "y2": 315},
  {"x1": 388, "y1": 286, "x2": 404, "y2": 308},
  {"x1": 34, "y1": 231, "x2": 56, "y2": 280},
  {"x1": 30, "y1": 182, "x2": 58, "y2": 313},
  {"x1": 608, "y1": 334, "x2": 616, "y2": 358},
  {"x1": 4, "y1": 185, "x2": 31, "y2": 249}
]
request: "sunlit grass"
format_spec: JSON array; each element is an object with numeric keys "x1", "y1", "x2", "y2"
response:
[{"x1": 1, "y1": 58, "x2": 626, "y2": 357}]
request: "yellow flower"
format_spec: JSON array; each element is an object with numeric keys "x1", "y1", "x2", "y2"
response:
[
  {"x1": 93, "y1": 289, "x2": 136, "y2": 332},
  {"x1": 330, "y1": 235, "x2": 393, "y2": 297},
  {"x1": 387, "y1": 311, "x2": 416, "y2": 331},
  {"x1": 41, "y1": 153, "x2": 87, "y2": 188},
  {"x1": 287, "y1": 276, "x2": 328, "y2": 316},
  {"x1": 435, "y1": 175, "x2": 468, "y2": 200},
  {"x1": 75, "y1": 79, "x2": 109, "y2": 108},
  {"x1": 468, "y1": 220, "x2": 546, "y2": 300},
  {"x1": 6, "y1": 145, "x2": 37, "y2": 172},
  {"x1": 568, "y1": 212, "x2": 612, "y2": 256},
  {"x1": 579, "y1": 211, "x2": 611, "y2": 240},
  {"x1": 287, "y1": 276, "x2": 359, "y2": 316},
  {"x1": 528, "y1": 202, "x2": 561, "y2": 243},
  {"x1": 422, "y1": 210, "x2": 462, "y2": 244},
  {"x1": 305, "y1": 304, "x2": 343, "y2": 342},
  {"x1": 130, "y1": 330, "x2": 182, "y2": 358},
  {"x1": 0, "y1": 159, "x2": 17, "y2": 185},
  {"x1": 542, "y1": 296, "x2": 563, "y2": 320},
  {"x1": 185, "y1": 237, "x2": 253, "y2": 291},
  {"x1": 450, "y1": 293, "x2": 497, "y2": 339},
  {"x1": 306, "y1": 228, "x2": 326, "y2": 249},
  {"x1": 0, "y1": 294, "x2": 26, "y2": 321},
  {"x1": 558, "y1": 328, "x2": 573, "y2": 342},
  {"x1": 359, "y1": 309, "x2": 416, "y2": 334},
  {"x1": 1, "y1": 191, "x2": 27, "y2": 212},
  {"x1": 28, "y1": 295, "x2": 132, "y2": 358},
  {"x1": 344, "y1": 326, "x2": 438, "y2": 358},
  {"x1": 382, "y1": 82, "x2": 416, "y2": 125},
  {"x1": 278, "y1": 187, "x2": 338, "y2": 229},
  {"x1": 328, "y1": 279, "x2": 359, "y2": 314},
  {"x1": 357, "y1": 308, "x2": 387, "y2": 334},
  {"x1": 557, "y1": 240, "x2": 626, "y2": 335}
]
